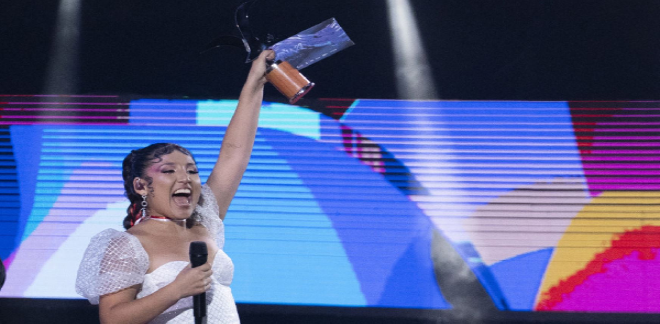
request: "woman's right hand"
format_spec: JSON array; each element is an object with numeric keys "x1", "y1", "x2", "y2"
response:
[
  {"x1": 99, "y1": 263, "x2": 213, "y2": 324},
  {"x1": 172, "y1": 263, "x2": 213, "y2": 299}
]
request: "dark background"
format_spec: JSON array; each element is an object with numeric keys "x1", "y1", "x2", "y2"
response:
[{"x1": 3, "y1": 0, "x2": 660, "y2": 100}]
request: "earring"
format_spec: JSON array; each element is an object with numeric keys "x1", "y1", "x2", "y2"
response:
[
  {"x1": 133, "y1": 195, "x2": 149, "y2": 226},
  {"x1": 141, "y1": 195, "x2": 148, "y2": 219}
]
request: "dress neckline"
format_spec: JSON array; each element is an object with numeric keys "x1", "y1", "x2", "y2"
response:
[
  {"x1": 122, "y1": 231, "x2": 219, "y2": 275},
  {"x1": 144, "y1": 253, "x2": 221, "y2": 276}
]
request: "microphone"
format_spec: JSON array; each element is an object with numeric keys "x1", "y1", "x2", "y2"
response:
[{"x1": 189, "y1": 241, "x2": 208, "y2": 324}]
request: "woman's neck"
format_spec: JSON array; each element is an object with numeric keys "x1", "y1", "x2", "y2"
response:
[{"x1": 147, "y1": 215, "x2": 187, "y2": 228}]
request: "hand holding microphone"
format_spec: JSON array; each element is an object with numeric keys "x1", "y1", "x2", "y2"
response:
[{"x1": 173, "y1": 245, "x2": 211, "y2": 297}]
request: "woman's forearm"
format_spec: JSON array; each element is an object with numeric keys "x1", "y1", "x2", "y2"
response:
[
  {"x1": 99, "y1": 284, "x2": 181, "y2": 324},
  {"x1": 219, "y1": 77, "x2": 264, "y2": 168},
  {"x1": 219, "y1": 51, "x2": 271, "y2": 166}
]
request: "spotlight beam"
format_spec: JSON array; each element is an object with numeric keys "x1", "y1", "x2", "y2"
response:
[
  {"x1": 386, "y1": 0, "x2": 438, "y2": 100},
  {"x1": 44, "y1": 0, "x2": 81, "y2": 95}
]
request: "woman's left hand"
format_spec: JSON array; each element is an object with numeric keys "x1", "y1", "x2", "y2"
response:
[{"x1": 246, "y1": 49, "x2": 276, "y2": 86}]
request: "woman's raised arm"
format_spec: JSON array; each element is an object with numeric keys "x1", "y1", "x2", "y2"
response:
[{"x1": 206, "y1": 50, "x2": 275, "y2": 220}]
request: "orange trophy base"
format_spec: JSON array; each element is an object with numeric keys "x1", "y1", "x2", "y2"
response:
[{"x1": 265, "y1": 61, "x2": 315, "y2": 104}]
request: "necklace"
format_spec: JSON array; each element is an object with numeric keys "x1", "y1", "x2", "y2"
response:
[{"x1": 148, "y1": 215, "x2": 186, "y2": 226}]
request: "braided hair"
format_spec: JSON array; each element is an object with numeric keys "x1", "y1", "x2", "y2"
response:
[{"x1": 121, "y1": 143, "x2": 198, "y2": 229}]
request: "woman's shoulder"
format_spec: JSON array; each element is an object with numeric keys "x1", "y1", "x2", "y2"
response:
[
  {"x1": 86, "y1": 228, "x2": 148, "y2": 262},
  {"x1": 195, "y1": 184, "x2": 221, "y2": 225},
  {"x1": 195, "y1": 184, "x2": 224, "y2": 244},
  {"x1": 197, "y1": 184, "x2": 220, "y2": 216},
  {"x1": 125, "y1": 222, "x2": 150, "y2": 239},
  {"x1": 92, "y1": 228, "x2": 137, "y2": 245},
  {"x1": 101, "y1": 227, "x2": 140, "y2": 241},
  {"x1": 76, "y1": 228, "x2": 149, "y2": 304}
]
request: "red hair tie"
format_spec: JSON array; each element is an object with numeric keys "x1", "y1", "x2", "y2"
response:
[{"x1": 128, "y1": 202, "x2": 139, "y2": 227}]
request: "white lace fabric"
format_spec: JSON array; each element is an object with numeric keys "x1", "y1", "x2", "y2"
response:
[{"x1": 75, "y1": 184, "x2": 239, "y2": 323}]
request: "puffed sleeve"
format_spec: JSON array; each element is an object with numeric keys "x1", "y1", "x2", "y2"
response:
[
  {"x1": 75, "y1": 229, "x2": 149, "y2": 304},
  {"x1": 194, "y1": 184, "x2": 225, "y2": 249}
]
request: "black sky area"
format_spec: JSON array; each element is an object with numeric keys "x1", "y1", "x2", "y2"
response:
[{"x1": 2, "y1": 0, "x2": 660, "y2": 101}]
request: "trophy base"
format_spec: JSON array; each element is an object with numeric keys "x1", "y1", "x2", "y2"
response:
[
  {"x1": 289, "y1": 82, "x2": 315, "y2": 105},
  {"x1": 266, "y1": 61, "x2": 314, "y2": 104}
]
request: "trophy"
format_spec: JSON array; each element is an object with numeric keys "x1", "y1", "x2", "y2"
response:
[{"x1": 204, "y1": 0, "x2": 354, "y2": 104}]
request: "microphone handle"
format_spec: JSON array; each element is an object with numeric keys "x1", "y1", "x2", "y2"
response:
[{"x1": 193, "y1": 292, "x2": 207, "y2": 319}]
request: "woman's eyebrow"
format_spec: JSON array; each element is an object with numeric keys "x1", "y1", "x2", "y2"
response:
[{"x1": 158, "y1": 162, "x2": 197, "y2": 167}]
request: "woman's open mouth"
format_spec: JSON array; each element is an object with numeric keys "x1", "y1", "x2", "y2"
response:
[{"x1": 172, "y1": 188, "x2": 192, "y2": 207}]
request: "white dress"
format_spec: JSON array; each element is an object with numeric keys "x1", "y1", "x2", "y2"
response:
[{"x1": 75, "y1": 185, "x2": 240, "y2": 323}]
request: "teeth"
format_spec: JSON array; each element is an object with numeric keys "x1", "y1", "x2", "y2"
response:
[{"x1": 174, "y1": 189, "x2": 191, "y2": 195}]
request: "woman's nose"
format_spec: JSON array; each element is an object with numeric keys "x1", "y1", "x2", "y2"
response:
[{"x1": 178, "y1": 171, "x2": 191, "y2": 182}]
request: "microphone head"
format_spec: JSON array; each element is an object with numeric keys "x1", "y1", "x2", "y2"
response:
[{"x1": 189, "y1": 241, "x2": 208, "y2": 268}]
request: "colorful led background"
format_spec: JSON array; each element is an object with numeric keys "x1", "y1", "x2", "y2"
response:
[{"x1": 0, "y1": 96, "x2": 659, "y2": 313}]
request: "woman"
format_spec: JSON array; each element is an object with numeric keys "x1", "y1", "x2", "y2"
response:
[{"x1": 76, "y1": 50, "x2": 275, "y2": 324}]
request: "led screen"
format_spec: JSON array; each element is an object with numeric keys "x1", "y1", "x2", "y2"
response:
[{"x1": 1, "y1": 96, "x2": 659, "y2": 312}]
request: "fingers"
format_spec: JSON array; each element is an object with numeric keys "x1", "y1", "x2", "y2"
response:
[
  {"x1": 205, "y1": 277, "x2": 213, "y2": 291},
  {"x1": 174, "y1": 264, "x2": 214, "y2": 298},
  {"x1": 252, "y1": 50, "x2": 274, "y2": 72},
  {"x1": 194, "y1": 264, "x2": 213, "y2": 281},
  {"x1": 256, "y1": 49, "x2": 275, "y2": 63},
  {"x1": 197, "y1": 264, "x2": 213, "y2": 280},
  {"x1": 193, "y1": 276, "x2": 212, "y2": 290},
  {"x1": 183, "y1": 263, "x2": 213, "y2": 282},
  {"x1": 196, "y1": 262, "x2": 212, "y2": 272},
  {"x1": 265, "y1": 49, "x2": 276, "y2": 62},
  {"x1": 246, "y1": 50, "x2": 275, "y2": 86},
  {"x1": 191, "y1": 267, "x2": 214, "y2": 294},
  {"x1": 198, "y1": 272, "x2": 213, "y2": 293}
]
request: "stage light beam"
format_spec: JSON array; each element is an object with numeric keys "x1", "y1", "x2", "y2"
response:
[
  {"x1": 386, "y1": 0, "x2": 438, "y2": 99},
  {"x1": 44, "y1": 0, "x2": 82, "y2": 94}
]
